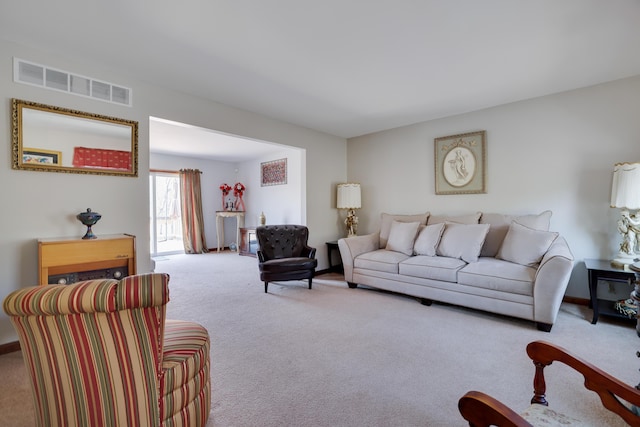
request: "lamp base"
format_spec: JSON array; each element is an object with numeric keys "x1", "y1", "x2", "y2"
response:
[
  {"x1": 345, "y1": 208, "x2": 358, "y2": 238},
  {"x1": 611, "y1": 254, "x2": 638, "y2": 270}
]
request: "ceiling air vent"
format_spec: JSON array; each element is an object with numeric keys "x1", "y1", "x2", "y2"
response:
[{"x1": 14, "y1": 58, "x2": 132, "y2": 107}]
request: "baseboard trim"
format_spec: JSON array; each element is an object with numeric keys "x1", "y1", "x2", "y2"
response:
[
  {"x1": 563, "y1": 296, "x2": 589, "y2": 306},
  {"x1": 0, "y1": 341, "x2": 20, "y2": 355}
]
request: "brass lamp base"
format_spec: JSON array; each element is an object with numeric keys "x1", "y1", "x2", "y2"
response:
[
  {"x1": 611, "y1": 257, "x2": 637, "y2": 270},
  {"x1": 345, "y1": 208, "x2": 358, "y2": 238}
]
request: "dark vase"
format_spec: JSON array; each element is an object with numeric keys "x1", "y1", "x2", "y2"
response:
[{"x1": 76, "y1": 208, "x2": 102, "y2": 239}]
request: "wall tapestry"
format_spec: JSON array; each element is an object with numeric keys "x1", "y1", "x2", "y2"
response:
[{"x1": 261, "y1": 158, "x2": 287, "y2": 186}]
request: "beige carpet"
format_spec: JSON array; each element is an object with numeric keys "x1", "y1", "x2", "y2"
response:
[{"x1": 1, "y1": 251, "x2": 638, "y2": 426}]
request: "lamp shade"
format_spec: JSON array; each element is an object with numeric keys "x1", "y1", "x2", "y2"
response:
[
  {"x1": 337, "y1": 183, "x2": 361, "y2": 209},
  {"x1": 611, "y1": 162, "x2": 640, "y2": 209}
]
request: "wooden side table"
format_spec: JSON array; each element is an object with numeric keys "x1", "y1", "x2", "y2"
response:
[
  {"x1": 585, "y1": 258, "x2": 636, "y2": 324},
  {"x1": 326, "y1": 241, "x2": 343, "y2": 273}
]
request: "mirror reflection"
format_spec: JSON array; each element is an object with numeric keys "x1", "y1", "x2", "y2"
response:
[{"x1": 12, "y1": 99, "x2": 138, "y2": 177}]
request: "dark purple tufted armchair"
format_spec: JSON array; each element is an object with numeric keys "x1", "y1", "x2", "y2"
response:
[{"x1": 256, "y1": 225, "x2": 318, "y2": 293}]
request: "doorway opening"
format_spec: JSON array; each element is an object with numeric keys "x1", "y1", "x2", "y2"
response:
[{"x1": 150, "y1": 171, "x2": 183, "y2": 256}]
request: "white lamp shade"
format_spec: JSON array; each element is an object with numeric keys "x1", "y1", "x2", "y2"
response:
[
  {"x1": 611, "y1": 162, "x2": 640, "y2": 209},
  {"x1": 337, "y1": 183, "x2": 361, "y2": 209}
]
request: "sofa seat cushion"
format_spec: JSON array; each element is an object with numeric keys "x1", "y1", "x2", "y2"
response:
[
  {"x1": 354, "y1": 249, "x2": 410, "y2": 274},
  {"x1": 458, "y1": 258, "x2": 535, "y2": 296},
  {"x1": 399, "y1": 255, "x2": 467, "y2": 282}
]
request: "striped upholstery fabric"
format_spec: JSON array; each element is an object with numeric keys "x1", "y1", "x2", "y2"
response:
[{"x1": 2, "y1": 273, "x2": 211, "y2": 427}]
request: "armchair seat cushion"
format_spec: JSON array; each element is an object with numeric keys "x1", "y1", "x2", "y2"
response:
[
  {"x1": 259, "y1": 257, "x2": 318, "y2": 273},
  {"x1": 161, "y1": 319, "x2": 211, "y2": 426},
  {"x1": 521, "y1": 403, "x2": 582, "y2": 426}
]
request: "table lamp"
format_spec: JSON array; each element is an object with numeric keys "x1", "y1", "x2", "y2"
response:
[
  {"x1": 610, "y1": 162, "x2": 640, "y2": 268},
  {"x1": 337, "y1": 183, "x2": 361, "y2": 237}
]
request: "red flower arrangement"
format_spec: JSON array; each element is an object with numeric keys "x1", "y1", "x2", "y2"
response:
[
  {"x1": 233, "y1": 182, "x2": 246, "y2": 211},
  {"x1": 233, "y1": 182, "x2": 245, "y2": 197},
  {"x1": 219, "y1": 183, "x2": 232, "y2": 196}
]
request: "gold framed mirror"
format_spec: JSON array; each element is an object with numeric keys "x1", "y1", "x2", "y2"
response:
[{"x1": 11, "y1": 98, "x2": 138, "y2": 177}]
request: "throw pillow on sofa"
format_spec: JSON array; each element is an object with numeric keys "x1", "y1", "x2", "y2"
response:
[
  {"x1": 496, "y1": 221, "x2": 559, "y2": 267},
  {"x1": 379, "y1": 213, "x2": 429, "y2": 247},
  {"x1": 386, "y1": 221, "x2": 421, "y2": 255},
  {"x1": 413, "y1": 223, "x2": 445, "y2": 256},
  {"x1": 436, "y1": 222, "x2": 490, "y2": 263},
  {"x1": 480, "y1": 210, "x2": 553, "y2": 257}
]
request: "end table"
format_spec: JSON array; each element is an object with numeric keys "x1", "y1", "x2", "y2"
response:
[
  {"x1": 585, "y1": 258, "x2": 636, "y2": 325},
  {"x1": 326, "y1": 241, "x2": 343, "y2": 273}
]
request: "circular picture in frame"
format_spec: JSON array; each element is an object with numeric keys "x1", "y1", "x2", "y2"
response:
[{"x1": 442, "y1": 146, "x2": 476, "y2": 187}]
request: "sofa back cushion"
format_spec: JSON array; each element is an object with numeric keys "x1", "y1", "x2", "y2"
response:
[
  {"x1": 427, "y1": 212, "x2": 481, "y2": 226},
  {"x1": 413, "y1": 223, "x2": 445, "y2": 256},
  {"x1": 480, "y1": 210, "x2": 552, "y2": 257},
  {"x1": 496, "y1": 221, "x2": 558, "y2": 267},
  {"x1": 436, "y1": 223, "x2": 490, "y2": 263},
  {"x1": 385, "y1": 221, "x2": 421, "y2": 255},
  {"x1": 379, "y1": 212, "x2": 429, "y2": 247}
]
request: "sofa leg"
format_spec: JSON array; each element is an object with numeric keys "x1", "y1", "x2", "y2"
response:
[
  {"x1": 308, "y1": 278, "x2": 312, "y2": 289},
  {"x1": 264, "y1": 282, "x2": 269, "y2": 293},
  {"x1": 420, "y1": 298, "x2": 433, "y2": 306},
  {"x1": 536, "y1": 322, "x2": 552, "y2": 332},
  {"x1": 347, "y1": 282, "x2": 358, "y2": 289}
]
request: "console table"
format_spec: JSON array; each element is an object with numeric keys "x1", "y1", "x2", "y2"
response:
[
  {"x1": 38, "y1": 234, "x2": 136, "y2": 285},
  {"x1": 216, "y1": 211, "x2": 245, "y2": 252}
]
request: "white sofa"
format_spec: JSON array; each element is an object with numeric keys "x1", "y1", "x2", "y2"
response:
[{"x1": 338, "y1": 211, "x2": 574, "y2": 331}]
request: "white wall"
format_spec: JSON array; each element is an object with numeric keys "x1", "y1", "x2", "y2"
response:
[
  {"x1": 347, "y1": 75, "x2": 640, "y2": 299},
  {"x1": 240, "y1": 148, "x2": 305, "y2": 227},
  {"x1": 150, "y1": 145, "x2": 304, "y2": 250},
  {"x1": 0, "y1": 39, "x2": 347, "y2": 345}
]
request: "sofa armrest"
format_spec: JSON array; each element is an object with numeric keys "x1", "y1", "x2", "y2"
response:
[
  {"x1": 338, "y1": 233, "x2": 380, "y2": 282},
  {"x1": 533, "y1": 237, "x2": 574, "y2": 326}
]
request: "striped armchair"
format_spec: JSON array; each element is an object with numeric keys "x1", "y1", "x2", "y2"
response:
[{"x1": 2, "y1": 273, "x2": 210, "y2": 427}]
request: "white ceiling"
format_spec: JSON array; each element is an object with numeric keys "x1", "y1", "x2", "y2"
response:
[
  {"x1": 149, "y1": 117, "x2": 290, "y2": 162},
  {"x1": 2, "y1": 1, "x2": 640, "y2": 160}
]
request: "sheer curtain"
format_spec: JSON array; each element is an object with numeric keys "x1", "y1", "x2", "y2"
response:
[{"x1": 179, "y1": 169, "x2": 208, "y2": 254}]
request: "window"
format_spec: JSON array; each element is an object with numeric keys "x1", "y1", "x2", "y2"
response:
[{"x1": 150, "y1": 172, "x2": 183, "y2": 255}]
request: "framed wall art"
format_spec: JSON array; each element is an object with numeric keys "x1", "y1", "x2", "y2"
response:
[
  {"x1": 261, "y1": 158, "x2": 287, "y2": 186},
  {"x1": 434, "y1": 130, "x2": 486, "y2": 195},
  {"x1": 22, "y1": 148, "x2": 62, "y2": 166}
]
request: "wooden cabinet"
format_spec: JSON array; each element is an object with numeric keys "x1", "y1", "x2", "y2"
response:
[
  {"x1": 239, "y1": 227, "x2": 258, "y2": 257},
  {"x1": 38, "y1": 234, "x2": 136, "y2": 285}
]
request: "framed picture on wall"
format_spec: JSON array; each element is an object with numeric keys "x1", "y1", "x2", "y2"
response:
[
  {"x1": 22, "y1": 148, "x2": 62, "y2": 166},
  {"x1": 434, "y1": 130, "x2": 486, "y2": 195},
  {"x1": 261, "y1": 158, "x2": 287, "y2": 186}
]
